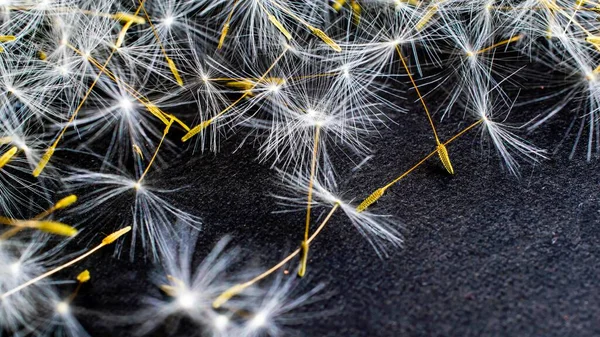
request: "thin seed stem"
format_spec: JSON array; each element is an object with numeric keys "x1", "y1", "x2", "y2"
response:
[
  {"x1": 473, "y1": 35, "x2": 523, "y2": 55},
  {"x1": 138, "y1": 117, "x2": 174, "y2": 184},
  {"x1": 213, "y1": 203, "x2": 340, "y2": 308},
  {"x1": 1, "y1": 247, "x2": 102, "y2": 299},
  {"x1": 299, "y1": 125, "x2": 321, "y2": 277},
  {"x1": 0, "y1": 228, "x2": 21, "y2": 240},
  {"x1": 66, "y1": 281, "x2": 83, "y2": 303},
  {"x1": 1, "y1": 226, "x2": 130, "y2": 299},
  {"x1": 395, "y1": 45, "x2": 440, "y2": 145}
]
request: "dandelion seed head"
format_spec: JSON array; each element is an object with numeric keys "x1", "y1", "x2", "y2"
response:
[
  {"x1": 340, "y1": 64, "x2": 351, "y2": 78},
  {"x1": 248, "y1": 310, "x2": 268, "y2": 330},
  {"x1": 57, "y1": 65, "x2": 69, "y2": 76},
  {"x1": 213, "y1": 314, "x2": 229, "y2": 331},
  {"x1": 56, "y1": 301, "x2": 70, "y2": 315},
  {"x1": 586, "y1": 72, "x2": 596, "y2": 83},
  {"x1": 0, "y1": 0, "x2": 583, "y2": 333},
  {"x1": 305, "y1": 109, "x2": 324, "y2": 126},
  {"x1": 386, "y1": 39, "x2": 400, "y2": 48},
  {"x1": 10, "y1": 136, "x2": 28, "y2": 153},
  {"x1": 9, "y1": 262, "x2": 20, "y2": 275},
  {"x1": 175, "y1": 289, "x2": 196, "y2": 310},
  {"x1": 37, "y1": 0, "x2": 51, "y2": 9},
  {"x1": 119, "y1": 99, "x2": 133, "y2": 112},
  {"x1": 163, "y1": 16, "x2": 174, "y2": 27}
]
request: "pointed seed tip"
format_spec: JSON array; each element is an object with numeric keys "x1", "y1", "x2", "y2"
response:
[
  {"x1": 102, "y1": 226, "x2": 132, "y2": 245},
  {"x1": 213, "y1": 284, "x2": 246, "y2": 309},
  {"x1": 37, "y1": 221, "x2": 78, "y2": 237},
  {"x1": 55, "y1": 195, "x2": 78, "y2": 210}
]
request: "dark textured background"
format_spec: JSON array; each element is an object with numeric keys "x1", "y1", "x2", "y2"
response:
[{"x1": 52, "y1": 87, "x2": 600, "y2": 337}]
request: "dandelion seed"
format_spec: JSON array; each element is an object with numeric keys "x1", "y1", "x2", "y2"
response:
[
  {"x1": 0, "y1": 235, "x2": 66, "y2": 333},
  {"x1": 239, "y1": 275, "x2": 325, "y2": 337},
  {"x1": 1, "y1": 226, "x2": 131, "y2": 299},
  {"x1": 33, "y1": 0, "x2": 148, "y2": 177},
  {"x1": 356, "y1": 119, "x2": 486, "y2": 211},
  {"x1": 0, "y1": 34, "x2": 15, "y2": 52},
  {"x1": 437, "y1": 143, "x2": 454, "y2": 175},
  {"x1": 356, "y1": 187, "x2": 385, "y2": 213},
  {"x1": 213, "y1": 203, "x2": 339, "y2": 309},
  {"x1": 64, "y1": 167, "x2": 201, "y2": 260},
  {"x1": 134, "y1": 230, "x2": 249, "y2": 336}
]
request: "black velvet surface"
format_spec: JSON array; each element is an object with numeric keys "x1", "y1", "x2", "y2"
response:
[{"x1": 49, "y1": 91, "x2": 600, "y2": 337}]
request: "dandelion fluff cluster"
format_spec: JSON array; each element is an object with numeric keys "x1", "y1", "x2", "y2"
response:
[{"x1": 0, "y1": 0, "x2": 596, "y2": 335}]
